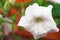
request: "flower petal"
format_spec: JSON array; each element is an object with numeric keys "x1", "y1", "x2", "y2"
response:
[
  {"x1": 42, "y1": 20, "x2": 59, "y2": 33},
  {"x1": 25, "y1": 3, "x2": 42, "y2": 17},
  {"x1": 18, "y1": 16, "x2": 34, "y2": 27},
  {"x1": 26, "y1": 23, "x2": 47, "y2": 39}
]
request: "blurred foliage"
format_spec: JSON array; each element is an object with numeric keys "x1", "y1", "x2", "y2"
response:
[
  {"x1": 31, "y1": 37, "x2": 35, "y2": 40},
  {"x1": 52, "y1": 3, "x2": 60, "y2": 16},
  {"x1": 15, "y1": 3, "x2": 20, "y2": 8},
  {"x1": 36, "y1": 0, "x2": 44, "y2": 6},
  {"x1": 4, "y1": 1, "x2": 11, "y2": 10},
  {"x1": 18, "y1": 26, "x2": 23, "y2": 32},
  {"x1": 0, "y1": 0, "x2": 5, "y2": 6},
  {"x1": 54, "y1": 18, "x2": 60, "y2": 26},
  {"x1": 0, "y1": 18, "x2": 5, "y2": 24},
  {"x1": 38, "y1": 38, "x2": 43, "y2": 40},
  {"x1": 11, "y1": 14, "x2": 16, "y2": 22},
  {"x1": 12, "y1": 24, "x2": 15, "y2": 32}
]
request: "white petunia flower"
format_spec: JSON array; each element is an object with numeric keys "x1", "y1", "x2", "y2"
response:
[
  {"x1": 18, "y1": 3, "x2": 59, "y2": 39},
  {"x1": 47, "y1": 0, "x2": 60, "y2": 4}
]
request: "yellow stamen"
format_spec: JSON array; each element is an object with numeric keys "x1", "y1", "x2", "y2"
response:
[{"x1": 35, "y1": 18, "x2": 43, "y2": 23}]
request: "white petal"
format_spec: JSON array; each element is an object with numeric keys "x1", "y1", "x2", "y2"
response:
[
  {"x1": 40, "y1": 5, "x2": 53, "y2": 20},
  {"x1": 18, "y1": 16, "x2": 34, "y2": 27},
  {"x1": 26, "y1": 23, "x2": 47, "y2": 39},
  {"x1": 42, "y1": 20, "x2": 59, "y2": 33},
  {"x1": 31, "y1": 3, "x2": 42, "y2": 17},
  {"x1": 25, "y1": 5, "x2": 35, "y2": 19},
  {"x1": 25, "y1": 3, "x2": 42, "y2": 17},
  {"x1": 48, "y1": 5, "x2": 53, "y2": 10}
]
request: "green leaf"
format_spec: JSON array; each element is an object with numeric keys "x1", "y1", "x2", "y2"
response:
[
  {"x1": 52, "y1": 3, "x2": 60, "y2": 16},
  {"x1": 52, "y1": 3, "x2": 60, "y2": 9},
  {"x1": 11, "y1": 14, "x2": 16, "y2": 22},
  {"x1": 54, "y1": 18, "x2": 60, "y2": 26},
  {"x1": 0, "y1": 0, "x2": 5, "y2": 6},
  {"x1": 52, "y1": 9, "x2": 60, "y2": 16},
  {"x1": 36, "y1": 0, "x2": 44, "y2": 6}
]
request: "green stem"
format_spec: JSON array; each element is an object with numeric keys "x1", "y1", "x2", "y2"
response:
[{"x1": 20, "y1": 3, "x2": 25, "y2": 16}]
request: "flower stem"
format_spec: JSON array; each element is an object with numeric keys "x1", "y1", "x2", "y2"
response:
[{"x1": 20, "y1": 2, "x2": 25, "y2": 16}]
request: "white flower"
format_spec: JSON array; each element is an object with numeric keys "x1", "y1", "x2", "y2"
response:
[
  {"x1": 47, "y1": 0, "x2": 60, "y2": 4},
  {"x1": 18, "y1": 3, "x2": 59, "y2": 39}
]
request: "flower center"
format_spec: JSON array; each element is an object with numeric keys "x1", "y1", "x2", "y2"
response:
[{"x1": 35, "y1": 18, "x2": 43, "y2": 23}]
